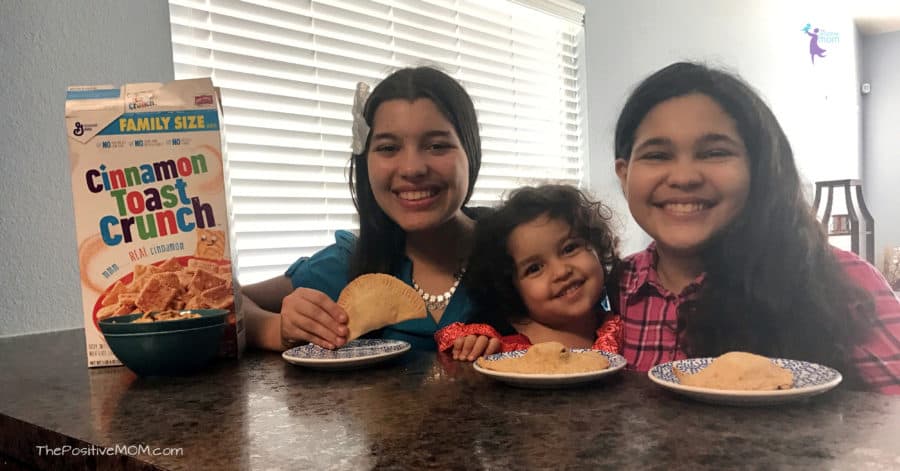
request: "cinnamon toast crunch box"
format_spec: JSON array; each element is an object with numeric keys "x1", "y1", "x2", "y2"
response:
[{"x1": 65, "y1": 78, "x2": 244, "y2": 367}]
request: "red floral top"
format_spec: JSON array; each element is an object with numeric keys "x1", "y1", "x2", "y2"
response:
[{"x1": 434, "y1": 313, "x2": 624, "y2": 354}]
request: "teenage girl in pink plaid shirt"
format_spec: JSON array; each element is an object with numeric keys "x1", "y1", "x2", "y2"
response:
[{"x1": 611, "y1": 62, "x2": 900, "y2": 394}]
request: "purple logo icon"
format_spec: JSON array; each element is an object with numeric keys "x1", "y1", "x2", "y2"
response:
[{"x1": 801, "y1": 23, "x2": 839, "y2": 65}]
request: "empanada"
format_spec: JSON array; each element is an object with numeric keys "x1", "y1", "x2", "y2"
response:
[
  {"x1": 674, "y1": 351, "x2": 794, "y2": 390},
  {"x1": 337, "y1": 274, "x2": 426, "y2": 341}
]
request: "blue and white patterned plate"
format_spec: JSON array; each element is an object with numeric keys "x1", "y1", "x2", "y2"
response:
[
  {"x1": 648, "y1": 357, "x2": 843, "y2": 406},
  {"x1": 473, "y1": 349, "x2": 627, "y2": 389},
  {"x1": 282, "y1": 339, "x2": 411, "y2": 370}
]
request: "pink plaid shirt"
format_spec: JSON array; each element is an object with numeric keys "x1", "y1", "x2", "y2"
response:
[{"x1": 617, "y1": 244, "x2": 900, "y2": 395}]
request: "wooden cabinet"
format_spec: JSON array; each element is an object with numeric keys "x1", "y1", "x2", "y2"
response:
[{"x1": 812, "y1": 179, "x2": 874, "y2": 263}]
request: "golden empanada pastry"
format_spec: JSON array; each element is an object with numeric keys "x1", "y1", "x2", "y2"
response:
[
  {"x1": 337, "y1": 274, "x2": 426, "y2": 341},
  {"x1": 674, "y1": 351, "x2": 794, "y2": 390},
  {"x1": 476, "y1": 341, "x2": 610, "y2": 374}
]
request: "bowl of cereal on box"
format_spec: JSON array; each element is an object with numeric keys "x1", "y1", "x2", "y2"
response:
[
  {"x1": 91, "y1": 255, "x2": 234, "y2": 332},
  {"x1": 100, "y1": 309, "x2": 227, "y2": 376}
]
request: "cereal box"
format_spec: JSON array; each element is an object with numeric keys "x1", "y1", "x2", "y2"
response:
[{"x1": 65, "y1": 78, "x2": 244, "y2": 367}]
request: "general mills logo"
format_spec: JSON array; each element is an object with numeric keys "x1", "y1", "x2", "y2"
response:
[{"x1": 802, "y1": 23, "x2": 839, "y2": 65}]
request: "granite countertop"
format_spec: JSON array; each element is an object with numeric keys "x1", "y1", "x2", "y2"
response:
[{"x1": 2, "y1": 329, "x2": 900, "y2": 470}]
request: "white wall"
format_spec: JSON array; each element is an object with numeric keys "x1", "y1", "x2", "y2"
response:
[
  {"x1": 861, "y1": 31, "x2": 900, "y2": 271},
  {"x1": 583, "y1": 0, "x2": 864, "y2": 256},
  {"x1": 0, "y1": 0, "x2": 174, "y2": 336}
]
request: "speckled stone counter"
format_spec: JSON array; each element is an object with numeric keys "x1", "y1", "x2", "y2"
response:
[{"x1": 2, "y1": 329, "x2": 899, "y2": 470}]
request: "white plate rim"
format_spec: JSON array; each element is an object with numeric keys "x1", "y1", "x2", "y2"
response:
[
  {"x1": 472, "y1": 349, "x2": 627, "y2": 384},
  {"x1": 281, "y1": 339, "x2": 411, "y2": 367},
  {"x1": 647, "y1": 357, "x2": 843, "y2": 399}
]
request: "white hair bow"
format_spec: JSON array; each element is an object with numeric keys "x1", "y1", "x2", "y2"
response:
[{"x1": 351, "y1": 82, "x2": 371, "y2": 155}]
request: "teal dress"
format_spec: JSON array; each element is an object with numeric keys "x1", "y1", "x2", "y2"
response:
[{"x1": 285, "y1": 230, "x2": 476, "y2": 350}]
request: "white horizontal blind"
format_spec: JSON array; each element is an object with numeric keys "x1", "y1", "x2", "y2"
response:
[{"x1": 168, "y1": 0, "x2": 587, "y2": 284}]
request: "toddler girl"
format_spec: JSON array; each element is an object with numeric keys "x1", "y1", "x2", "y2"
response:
[{"x1": 435, "y1": 184, "x2": 622, "y2": 361}]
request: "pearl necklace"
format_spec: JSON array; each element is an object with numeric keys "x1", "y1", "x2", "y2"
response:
[{"x1": 412, "y1": 268, "x2": 466, "y2": 312}]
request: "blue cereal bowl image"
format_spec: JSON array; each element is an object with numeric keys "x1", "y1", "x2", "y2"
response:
[
  {"x1": 102, "y1": 323, "x2": 225, "y2": 376},
  {"x1": 99, "y1": 309, "x2": 228, "y2": 335}
]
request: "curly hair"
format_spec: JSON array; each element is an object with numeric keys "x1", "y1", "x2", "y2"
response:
[
  {"x1": 465, "y1": 184, "x2": 619, "y2": 331},
  {"x1": 614, "y1": 62, "x2": 874, "y2": 386}
]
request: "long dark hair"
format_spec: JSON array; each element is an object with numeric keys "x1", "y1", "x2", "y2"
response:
[
  {"x1": 348, "y1": 66, "x2": 482, "y2": 278},
  {"x1": 614, "y1": 62, "x2": 874, "y2": 386},
  {"x1": 465, "y1": 184, "x2": 619, "y2": 330}
]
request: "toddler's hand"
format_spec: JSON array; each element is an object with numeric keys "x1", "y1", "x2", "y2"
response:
[{"x1": 452, "y1": 335, "x2": 501, "y2": 361}]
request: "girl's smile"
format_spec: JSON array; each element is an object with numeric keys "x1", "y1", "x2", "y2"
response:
[
  {"x1": 396, "y1": 188, "x2": 438, "y2": 202},
  {"x1": 654, "y1": 198, "x2": 714, "y2": 215},
  {"x1": 553, "y1": 279, "x2": 585, "y2": 299},
  {"x1": 393, "y1": 185, "x2": 443, "y2": 210}
]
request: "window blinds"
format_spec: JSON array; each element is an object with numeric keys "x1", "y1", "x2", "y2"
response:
[{"x1": 168, "y1": 0, "x2": 587, "y2": 284}]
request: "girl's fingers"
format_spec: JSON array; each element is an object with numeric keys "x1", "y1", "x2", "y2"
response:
[
  {"x1": 291, "y1": 288, "x2": 349, "y2": 330},
  {"x1": 468, "y1": 336, "x2": 490, "y2": 361},
  {"x1": 285, "y1": 305, "x2": 346, "y2": 347},
  {"x1": 281, "y1": 289, "x2": 348, "y2": 347},
  {"x1": 281, "y1": 312, "x2": 340, "y2": 350},
  {"x1": 460, "y1": 335, "x2": 478, "y2": 360},
  {"x1": 452, "y1": 337, "x2": 466, "y2": 360},
  {"x1": 485, "y1": 338, "x2": 502, "y2": 356}
]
